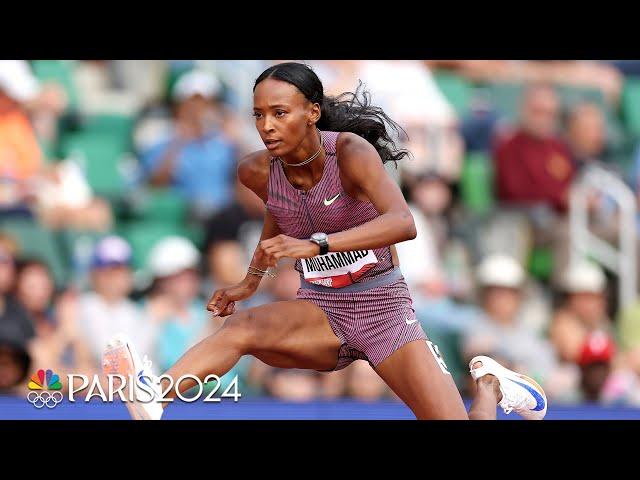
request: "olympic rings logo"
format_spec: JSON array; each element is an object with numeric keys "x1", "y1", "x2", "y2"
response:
[{"x1": 26, "y1": 391, "x2": 64, "y2": 409}]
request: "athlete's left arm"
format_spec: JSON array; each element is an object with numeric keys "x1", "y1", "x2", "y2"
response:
[
  {"x1": 260, "y1": 134, "x2": 416, "y2": 260},
  {"x1": 323, "y1": 133, "x2": 417, "y2": 251}
]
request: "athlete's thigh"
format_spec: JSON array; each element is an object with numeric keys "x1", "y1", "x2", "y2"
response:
[
  {"x1": 374, "y1": 339, "x2": 468, "y2": 420},
  {"x1": 240, "y1": 299, "x2": 342, "y2": 371}
]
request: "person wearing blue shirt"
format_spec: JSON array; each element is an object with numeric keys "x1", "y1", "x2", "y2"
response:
[{"x1": 141, "y1": 69, "x2": 238, "y2": 220}]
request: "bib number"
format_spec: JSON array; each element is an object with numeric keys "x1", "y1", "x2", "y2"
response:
[{"x1": 301, "y1": 250, "x2": 378, "y2": 288}]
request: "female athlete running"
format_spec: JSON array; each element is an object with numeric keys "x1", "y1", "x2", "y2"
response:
[{"x1": 103, "y1": 62, "x2": 547, "y2": 420}]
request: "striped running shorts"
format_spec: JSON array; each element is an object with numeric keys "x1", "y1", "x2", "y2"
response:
[{"x1": 296, "y1": 267, "x2": 427, "y2": 371}]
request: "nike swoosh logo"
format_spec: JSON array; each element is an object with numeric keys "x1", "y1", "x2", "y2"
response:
[
  {"x1": 405, "y1": 318, "x2": 418, "y2": 325},
  {"x1": 323, "y1": 193, "x2": 340, "y2": 206},
  {"x1": 508, "y1": 378, "x2": 546, "y2": 411}
]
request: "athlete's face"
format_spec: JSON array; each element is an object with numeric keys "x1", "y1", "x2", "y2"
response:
[{"x1": 253, "y1": 78, "x2": 320, "y2": 156}]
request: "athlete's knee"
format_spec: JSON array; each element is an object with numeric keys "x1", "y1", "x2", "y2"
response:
[{"x1": 218, "y1": 310, "x2": 261, "y2": 352}]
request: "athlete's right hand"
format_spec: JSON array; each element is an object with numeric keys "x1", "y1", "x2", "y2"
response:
[{"x1": 207, "y1": 282, "x2": 256, "y2": 317}]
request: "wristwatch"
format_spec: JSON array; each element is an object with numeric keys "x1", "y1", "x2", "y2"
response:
[{"x1": 310, "y1": 232, "x2": 329, "y2": 255}]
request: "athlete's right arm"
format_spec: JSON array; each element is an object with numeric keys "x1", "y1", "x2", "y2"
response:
[{"x1": 207, "y1": 151, "x2": 280, "y2": 316}]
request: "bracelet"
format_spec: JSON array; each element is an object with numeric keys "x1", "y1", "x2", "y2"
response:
[{"x1": 247, "y1": 266, "x2": 276, "y2": 278}]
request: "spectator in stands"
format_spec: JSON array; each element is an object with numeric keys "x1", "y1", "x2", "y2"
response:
[
  {"x1": 490, "y1": 84, "x2": 576, "y2": 281},
  {"x1": 0, "y1": 234, "x2": 18, "y2": 297},
  {"x1": 0, "y1": 339, "x2": 30, "y2": 394},
  {"x1": 0, "y1": 62, "x2": 44, "y2": 216},
  {"x1": 494, "y1": 83, "x2": 575, "y2": 212},
  {"x1": 140, "y1": 69, "x2": 239, "y2": 221},
  {"x1": 13, "y1": 259, "x2": 56, "y2": 336},
  {"x1": 565, "y1": 102, "x2": 608, "y2": 169},
  {"x1": 0, "y1": 233, "x2": 34, "y2": 392},
  {"x1": 396, "y1": 172, "x2": 472, "y2": 297},
  {"x1": 0, "y1": 60, "x2": 113, "y2": 230},
  {"x1": 550, "y1": 262, "x2": 613, "y2": 364},
  {"x1": 461, "y1": 254, "x2": 560, "y2": 387},
  {"x1": 21, "y1": 275, "x2": 96, "y2": 392},
  {"x1": 145, "y1": 236, "x2": 214, "y2": 372},
  {"x1": 74, "y1": 236, "x2": 156, "y2": 367},
  {"x1": 0, "y1": 234, "x2": 34, "y2": 344},
  {"x1": 426, "y1": 61, "x2": 623, "y2": 106},
  {"x1": 564, "y1": 101, "x2": 622, "y2": 246},
  {"x1": 577, "y1": 330, "x2": 616, "y2": 402},
  {"x1": 573, "y1": 330, "x2": 640, "y2": 405}
]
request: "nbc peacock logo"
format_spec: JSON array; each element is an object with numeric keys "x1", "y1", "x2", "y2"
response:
[{"x1": 26, "y1": 369, "x2": 64, "y2": 409}]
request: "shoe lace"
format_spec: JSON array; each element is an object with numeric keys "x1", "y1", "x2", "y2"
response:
[{"x1": 499, "y1": 387, "x2": 528, "y2": 415}]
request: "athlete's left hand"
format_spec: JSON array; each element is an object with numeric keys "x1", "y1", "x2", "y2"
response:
[{"x1": 259, "y1": 234, "x2": 320, "y2": 263}]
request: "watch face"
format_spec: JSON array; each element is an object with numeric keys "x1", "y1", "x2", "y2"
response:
[{"x1": 311, "y1": 233, "x2": 327, "y2": 242}]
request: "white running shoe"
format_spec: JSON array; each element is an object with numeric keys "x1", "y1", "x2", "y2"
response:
[
  {"x1": 102, "y1": 333, "x2": 164, "y2": 420},
  {"x1": 469, "y1": 355, "x2": 547, "y2": 420}
]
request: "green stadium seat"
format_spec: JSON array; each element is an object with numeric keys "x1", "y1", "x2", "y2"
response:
[
  {"x1": 59, "y1": 131, "x2": 131, "y2": 197},
  {"x1": 460, "y1": 152, "x2": 494, "y2": 215},
  {"x1": 433, "y1": 72, "x2": 472, "y2": 117},
  {"x1": 82, "y1": 113, "x2": 135, "y2": 146},
  {"x1": 528, "y1": 246, "x2": 553, "y2": 281},
  {"x1": 480, "y1": 83, "x2": 523, "y2": 122},
  {"x1": 118, "y1": 220, "x2": 203, "y2": 270},
  {"x1": 0, "y1": 218, "x2": 68, "y2": 286},
  {"x1": 622, "y1": 79, "x2": 640, "y2": 140},
  {"x1": 129, "y1": 188, "x2": 188, "y2": 224}
]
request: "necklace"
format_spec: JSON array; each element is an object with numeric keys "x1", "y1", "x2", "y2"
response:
[{"x1": 278, "y1": 130, "x2": 324, "y2": 167}]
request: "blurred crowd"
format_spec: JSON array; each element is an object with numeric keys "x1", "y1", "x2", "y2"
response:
[{"x1": 2, "y1": 59, "x2": 640, "y2": 405}]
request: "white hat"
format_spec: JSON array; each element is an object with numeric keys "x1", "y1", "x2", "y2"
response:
[
  {"x1": 0, "y1": 60, "x2": 40, "y2": 103},
  {"x1": 147, "y1": 236, "x2": 200, "y2": 278},
  {"x1": 476, "y1": 254, "x2": 525, "y2": 288},
  {"x1": 562, "y1": 261, "x2": 606, "y2": 293},
  {"x1": 172, "y1": 69, "x2": 222, "y2": 102}
]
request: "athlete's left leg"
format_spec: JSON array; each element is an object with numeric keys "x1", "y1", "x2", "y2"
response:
[{"x1": 373, "y1": 339, "x2": 498, "y2": 420}]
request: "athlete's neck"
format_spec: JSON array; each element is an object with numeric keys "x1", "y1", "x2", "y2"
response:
[{"x1": 279, "y1": 130, "x2": 325, "y2": 172}]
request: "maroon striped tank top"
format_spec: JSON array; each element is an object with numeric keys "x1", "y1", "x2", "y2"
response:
[{"x1": 266, "y1": 130, "x2": 395, "y2": 287}]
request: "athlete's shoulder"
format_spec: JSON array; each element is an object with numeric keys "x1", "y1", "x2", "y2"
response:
[
  {"x1": 335, "y1": 131, "x2": 384, "y2": 177},
  {"x1": 238, "y1": 150, "x2": 271, "y2": 185},
  {"x1": 238, "y1": 150, "x2": 271, "y2": 201},
  {"x1": 335, "y1": 131, "x2": 376, "y2": 156}
]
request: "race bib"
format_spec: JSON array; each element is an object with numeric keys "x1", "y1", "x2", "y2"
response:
[{"x1": 301, "y1": 250, "x2": 378, "y2": 288}]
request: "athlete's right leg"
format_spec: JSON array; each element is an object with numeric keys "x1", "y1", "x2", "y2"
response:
[
  {"x1": 373, "y1": 339, "x2": 497, "y2": 420},
  {"x1": 157, "y1": 300, "x2": 342, "y2": 404}
]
